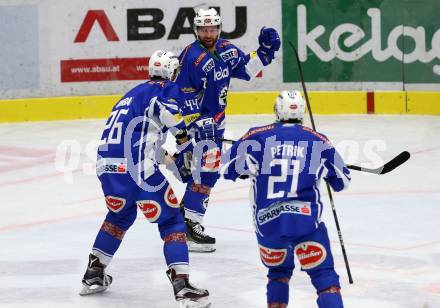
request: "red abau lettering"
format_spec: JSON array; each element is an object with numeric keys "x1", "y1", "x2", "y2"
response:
[{"x1": 75, "y1": 10, "x2": 120, "y2": 43}]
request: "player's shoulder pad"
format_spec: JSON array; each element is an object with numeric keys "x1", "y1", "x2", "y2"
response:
[
  {"x1": 240, "y1": 124, "x2": 276, "y2": 141},
  {"x1": 301, "y1": 125, "x2": 332, "y2": 144},
  {"x1": 218, "y1": 42, "x2": 241, "y2": 63},
  {"x1": 181, "y1": 42, "x2": 214, "y2": 74},
  {"x1": 162, "y1": 82, "x2": 184, "y2": 101},
  {"x1": 185, "y1": 42, "x2": 209, "y2": 66},
  {"x1": 217, "y1": 38, "x2": 234, "y2": 49}
]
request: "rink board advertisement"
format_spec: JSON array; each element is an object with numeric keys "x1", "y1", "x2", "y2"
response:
[
  {"x1": 282, "y1": 0, "x2": 440, "y2": 84},
  {"x1": 50, "y1": 0, "x2": 277, "y2": 95},
  {"x1": 0, "y1": 0, "x2": 280, "y2": 98},
  {"x1": 0, "y1": 0, "x2": 439, "y2": 103}
]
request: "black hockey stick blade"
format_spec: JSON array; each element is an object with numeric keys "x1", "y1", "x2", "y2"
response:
[
  {"x1": 347, "y1": 151, "x2": 410, "y2": 175},
  {"x1": 223, "y1": 139, "x2": 410, "y2": 175}
]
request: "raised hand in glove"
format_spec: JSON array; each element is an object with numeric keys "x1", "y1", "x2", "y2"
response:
[{"x1": 257, "y1": 27, "x2": 281, "y2": 66}]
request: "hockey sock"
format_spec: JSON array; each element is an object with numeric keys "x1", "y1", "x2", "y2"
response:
[
  {"x1": 183, "y1": 183, "x2": 211, "y2": 222},
  {"x1": 267, "y1": 277, "x2": 290, "y2": 306},
  {"x1": 317, "y1": 286, "x2": 343, "y2": 308},
  {"x1": 160, "y1": 216, "x2": 189, "y2": 274},
  {"x1": 92, "y1": 220, "x2": 126, "y2": 266},
  {"x1": 163, "y1": 232, "x2": 189, "y2": 274}
]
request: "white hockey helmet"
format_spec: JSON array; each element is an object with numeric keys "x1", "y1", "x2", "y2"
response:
[
  {"x1": 274, "y1": 90, "x2": 306, "y2": 122},
  {"x1": 193, "y1": 8, "x2": 222, "y2": 35},
  {"x1": 148, "y1": 50, "x2": 179, "y2": 80}
]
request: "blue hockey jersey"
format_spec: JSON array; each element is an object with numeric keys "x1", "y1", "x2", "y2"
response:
[
  {"x1": 97, "y1": 80, "x2": 186, "y2": 182},
  {"x1": 175, "y1": 39, "x2": 258, "y2": 130},
  {"x1": 222, "y1": 122, "x2": 351, "y2": 238}
]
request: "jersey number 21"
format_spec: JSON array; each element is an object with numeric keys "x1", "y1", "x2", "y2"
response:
[{"x1": 267, "y1": 158, "x2": 300, "y2": 199}]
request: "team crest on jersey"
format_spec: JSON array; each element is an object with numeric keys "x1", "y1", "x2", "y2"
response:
[
  {"x1": 137, "y1": 200, "x2": 162, "y2": 222},
  {"x1": 194, "y1": 52, "x2": 207, "y2": 66},
  {"x1": 294, "y1": 241, "x2": 327, "y2": 270},
  {"x1": 259, "y1": 245, "x2": 287, "y2": 267},
  {"x1": 220, "y1": 48, "x2": 238, "y2": 61},
  {"x1": 165, "y1": 186, "x2": 179, "y2": 208},
  {"x1": 105, "y1": 196, "x2": 126, "y2": 213},
  {"x1": 202, "y1": 58, "x2": 215, "y2": 73}
]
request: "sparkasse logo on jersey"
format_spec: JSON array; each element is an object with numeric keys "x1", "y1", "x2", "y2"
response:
[{"x1": 96, "y1": 158, "x2": 128, "y2": 175}]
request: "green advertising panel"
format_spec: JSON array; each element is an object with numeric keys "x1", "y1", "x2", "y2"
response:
[{"x1": 282, "y1": 0, "x2": 440, "y2": 83}]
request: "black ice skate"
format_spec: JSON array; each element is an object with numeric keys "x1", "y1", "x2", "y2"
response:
[
  {"x1": 79, "y1": 253, "x2": 113, "y2": 296},
  {"x1": 185, "y1": 219, "x2": 216, "y2": 253},
  {"x1": 166, "y1": 268, "x2": 210, "y2": 308}
]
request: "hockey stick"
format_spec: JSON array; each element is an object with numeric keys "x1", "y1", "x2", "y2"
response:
[
  {"x1": 288, "y1": 41, "x2": 354, "y2": 284},
  {"x1": 222, "y1": 138, "x2": 409, "y2": 175},
  {"x1": 348, "y1": 151, "x2": 410, "y2": 175}
]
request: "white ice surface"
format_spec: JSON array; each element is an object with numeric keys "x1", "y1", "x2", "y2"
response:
[{"x1": 1, "y1": 115, "x2": 439, "y2": 307}]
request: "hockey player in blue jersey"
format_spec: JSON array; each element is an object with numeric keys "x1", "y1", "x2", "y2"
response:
[
  {"x1": 222, "y1": 91, "x2": 351, "y2": 307},
  {"x1": 175, "y1": 7, "x2": 281, "y2": 252},
  {"x1": 79, "y1": 50, "x2": 210, "y2": 308}
]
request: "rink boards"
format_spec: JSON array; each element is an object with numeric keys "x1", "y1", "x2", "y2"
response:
[{"x1": 0, "y1": 91, "x2": 439, "y2": 123}]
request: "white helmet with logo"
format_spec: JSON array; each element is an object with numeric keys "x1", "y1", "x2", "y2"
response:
[
  {"x1": 193, "y1": 8, "x2": 222, "y2": 35},
  {"x1": 148, "y1": 50, "x2": 179, "y2": 80},
  {"x1": 274, "y1": 90, "x2": 306, "y2": 122}
]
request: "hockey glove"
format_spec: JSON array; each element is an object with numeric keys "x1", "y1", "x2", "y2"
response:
[
  {"x1": 257, "y1": 27, "x2": 281, "y2": 66},
  {"x1": 172, "y1": 139, "x2": 195, "y2": 183},
  {"x1": 194, "y1": 116, "x2": 218, "y2": 141}
]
